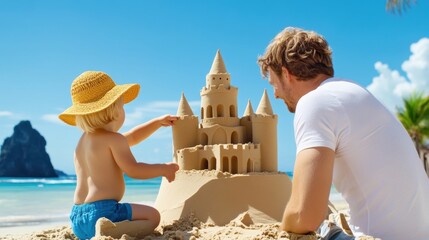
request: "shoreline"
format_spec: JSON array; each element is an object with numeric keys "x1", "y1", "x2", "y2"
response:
[{"x1": 0, "y1": 199, "x2": 349, "y2": 239}]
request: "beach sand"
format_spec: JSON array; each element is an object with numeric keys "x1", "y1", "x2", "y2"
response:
[{"x1": 0, "y1": 170, "x2": 351, "y2": 240}]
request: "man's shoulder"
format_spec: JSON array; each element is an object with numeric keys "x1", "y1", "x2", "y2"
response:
[{"x1": 297, "y1": 87, "x2": 340, "y2": 113}]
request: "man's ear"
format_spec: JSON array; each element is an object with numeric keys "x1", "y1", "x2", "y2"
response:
[{"x1": 281, "y1": 67, "x2": 292, "y2": 83}]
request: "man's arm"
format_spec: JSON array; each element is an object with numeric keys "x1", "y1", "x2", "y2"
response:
[
  {"x1": 123, "y1": 114, "x2": 178, "y2": 147},
  {"x1": 281, "y1": 146, "x2": 335, "y2": 234}
]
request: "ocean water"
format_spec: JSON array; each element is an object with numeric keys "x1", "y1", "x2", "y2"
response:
[
  {"x1": 0, "y1": 176, "x2": 162, "y2": 228},
  {"x1": 0, "y1": 173, "x2": 344, "y2": 230}
]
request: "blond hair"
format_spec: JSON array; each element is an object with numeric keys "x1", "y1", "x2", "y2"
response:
[
  {"x1": 258, "y1": 27, "x2": 334, "y2": 80},
  {"x1": 75, "y1": 97, "x2": 123, "y2": 133}
]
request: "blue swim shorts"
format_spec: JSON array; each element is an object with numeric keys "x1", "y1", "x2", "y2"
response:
[{"x1": 70, "y1": 199, "x2": 132, "y2": 240}]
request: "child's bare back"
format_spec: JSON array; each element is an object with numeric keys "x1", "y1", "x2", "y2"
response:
[{"x1": 74, "y1": 130, "x2": 127, "y2": 204}]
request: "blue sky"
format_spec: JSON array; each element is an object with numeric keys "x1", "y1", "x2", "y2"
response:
[{"x1": 1, "y1": 1, "x2": 429, "y2": 175}]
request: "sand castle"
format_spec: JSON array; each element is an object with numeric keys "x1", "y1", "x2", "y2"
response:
[
  {"x1": 154, "y1": 50, "x2": 292, "y2": 226},
  {"x1": 172, "y1": 50, "x2": 278, "y2": 173}
]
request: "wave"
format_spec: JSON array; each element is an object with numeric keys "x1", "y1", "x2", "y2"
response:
[
  {"x1": 0, "y1": 178, "x2": 77, "y2": 184},
  {"x1": 0, "y1": 214, "x2": 69, "y2": 227}
]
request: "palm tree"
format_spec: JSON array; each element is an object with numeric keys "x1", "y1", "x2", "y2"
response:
[
  {"x1": 386, "y1": 0, "x2": 416, "y2": 14},
  {"x1": 397, "y1": 92, "x2": 429, "y2": 173}
]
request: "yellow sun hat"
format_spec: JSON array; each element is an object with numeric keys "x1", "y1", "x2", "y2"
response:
[{"x1": 59, "y1": 71, "x2": 140, "y2": 126}]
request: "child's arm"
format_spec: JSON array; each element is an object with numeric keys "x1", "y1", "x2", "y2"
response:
[
  {"x1": 124, "y1": 114, "x2": 179, "y2": 147},
  {"x1": 110, "y1": 133, "x2": 179, "y2": 181}
]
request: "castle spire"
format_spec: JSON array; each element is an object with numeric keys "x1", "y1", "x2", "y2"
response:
[
  {"x1": 177, "y1": 92, "x2": 194, "y2": 116},
  {"x1": 243, "y1": 99, "x2": 254, "y2": 116},
  {"x1": 256, "y1": 89, "x2": 273, "y2": 115},
  {"x1": 209, "y1": 49, "x2": 227, "y2": 74}
]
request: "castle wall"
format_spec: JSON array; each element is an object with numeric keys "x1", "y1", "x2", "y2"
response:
[
  {"x1": 198, "y1": 125, "x2": 245, "y2": 145},
  {"x1": 201, "y1": 117, "x2": 240, "y2": 128},
  {"x1": 251, "y1": 115, "x2": 278, "y2": 172},
  {"x1": 177, "y1": 144, "x2": 261, "y2": 174}
]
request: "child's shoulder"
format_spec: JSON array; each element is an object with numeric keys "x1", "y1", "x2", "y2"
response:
[{"x1": 79, "y1": 131, "x2": 126, "y2": 142}]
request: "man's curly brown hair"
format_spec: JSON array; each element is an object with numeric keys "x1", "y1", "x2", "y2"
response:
[{"x1": 258, "y1": 27, "x2": 334, "y2": 80}]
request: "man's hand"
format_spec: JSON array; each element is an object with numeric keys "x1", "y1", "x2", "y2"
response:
[{"x1": 164, "y1": 162, "x2": 179, "y2": 182}]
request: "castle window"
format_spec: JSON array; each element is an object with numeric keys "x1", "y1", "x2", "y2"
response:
[
  {"x1": 201, "y1": 107, "x2": 204, "y2": 119},
  {"x1": 230, "y1": 105, "x2": 236, "y2": 117},
  {"x1": 209, "y1": 157, "x2": 216, "y2": 170},
  {"x1": 201, "y1": 133, "x2": 208, "y2": 145},
  {"x1": 201, "y1": 158, "x2": 209, "y2": 170},
  {"x1": 222, "y1": 157, "x2": 229, "y2": 172},
  {"x1": 217, "y1": 105, "x2": 224, "y2": 117},
  {"x1": 231, "y1": 156, "x2": 238, "y2": 174},
  {"x1": 231, "y1": 131, "x2": 238, "y2": 144},
  {"x1": 207, "y1": 105, "x2": 213, "y2": 118},
  {"x1": 247, "y1": 159, "x2": 253, "y2": 172}
]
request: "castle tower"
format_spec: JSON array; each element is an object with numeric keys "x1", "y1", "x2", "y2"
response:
[
  {"x1": 200, "y1": 50, "x2": 239, "y2": 128},
  {"x1": 252, "y1": 89, "x2": 278, "y2": 172},
  {"x1": 172, "y1": 93, "x2": 198, "y2": 163}
]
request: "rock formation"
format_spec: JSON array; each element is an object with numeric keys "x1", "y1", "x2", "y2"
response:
[{"x1": 0, "y1": 120, "x2": 58, "y2": 177}]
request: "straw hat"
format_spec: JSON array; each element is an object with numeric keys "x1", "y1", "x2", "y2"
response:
[{"x1": 59, "y1": 71, "x2": 140, "y2": 126}]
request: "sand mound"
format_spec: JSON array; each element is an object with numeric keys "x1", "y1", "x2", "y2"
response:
[{"x1": 154, "y1": 170, "x2": 292, "y2": 226}]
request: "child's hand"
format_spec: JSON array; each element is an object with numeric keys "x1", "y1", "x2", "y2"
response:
[
  {"x1": 164, "y1": 162, "x2": 179, "y2": 182},
  {"x1": 157, "y1": 115, "x2": 179, "y2": 127}
]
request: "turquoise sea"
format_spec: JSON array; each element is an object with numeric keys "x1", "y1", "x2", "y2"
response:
[{"x1": 0, "y1": 176, "x2": 162, "y2": 229}]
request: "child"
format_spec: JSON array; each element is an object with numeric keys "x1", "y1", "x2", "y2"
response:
[{"x1": 58, "y1": 71, "x2": 179, "y2": 239}]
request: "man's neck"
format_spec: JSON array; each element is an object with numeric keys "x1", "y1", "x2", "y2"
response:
[{"x1": 300, "y1": 74, "x2": 331, "y2": 94}]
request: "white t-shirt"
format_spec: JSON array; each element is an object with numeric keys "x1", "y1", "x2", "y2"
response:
[{"x1": 294, "y1": 78, "x2": 429, "y2": 239}]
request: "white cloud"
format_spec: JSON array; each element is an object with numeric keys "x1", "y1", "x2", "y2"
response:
[
  {"x1": 41, "y1": 114, "x2": 64, "y2": 125},
  {"x1": 0, "y1": 111, "x2": 13, "y2": 117},
  {"x1": 367, "y1": 38, "x2": 429, "y2": 112},
  {"x1": 402, "y1": 38, "x2": 429, "y2": 90},
  {"x1": 124, "y1": 100, "x2": 199, "y2": 127}
]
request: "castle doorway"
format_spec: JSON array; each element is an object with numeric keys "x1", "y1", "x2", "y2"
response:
[
  {"x1": 247, "y1": 159, "x2": 253, "y2": 172},
  {"x1": 231, "y1": 131, "x2": 238, "y2": 144},
  {"x1": 222, "y1": 157, "x2": 229, "y2": 172},
  {"x1": 201, "y1": 158, "x2": 208, "y2": 170},
  {"x1": 231, "y1": 156, "x2": 238, "y2": 174}
]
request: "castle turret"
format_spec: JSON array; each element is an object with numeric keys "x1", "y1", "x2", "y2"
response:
[
  {"x1": 177, "y1": 92, "x2": 194, "y2": 116},
  {"x1": 251, "y1": 90, "x2": 278, "y2": 172},
  {"x1": 200, "y1": 50, "x2": 239, "y2": 128},
  {"x1": 255, "y1": 89, "x2": 273, "y2": 115},
  {"x1": 172, "y1": 93, "x2": 198, "y2": 163},
  {"x1": 243, "y1": 99, "x2": 254, "y2": 117}
]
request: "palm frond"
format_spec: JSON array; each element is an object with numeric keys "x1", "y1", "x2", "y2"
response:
[{"x1": 386, "y1": 0, "x2": 416, "y2": 14}]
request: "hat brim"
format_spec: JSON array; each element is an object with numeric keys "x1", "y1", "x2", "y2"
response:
[{"x1": 59, "y1": 83, "x2": 140, "y2": 126}]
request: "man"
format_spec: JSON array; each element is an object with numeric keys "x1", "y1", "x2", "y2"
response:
[{"x1": 258, "y1": 27, "x2": 429, "y2": 239}]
